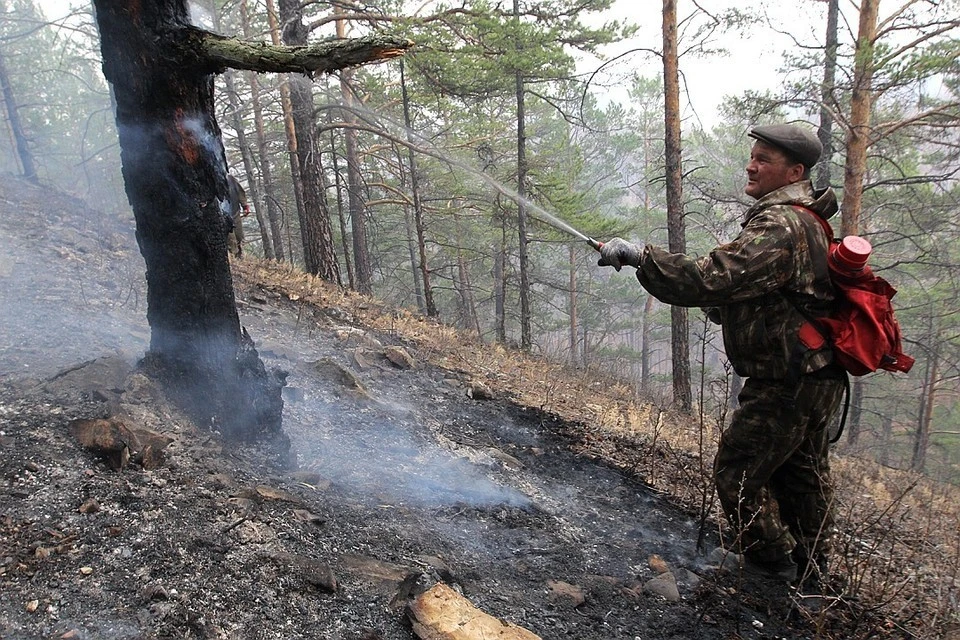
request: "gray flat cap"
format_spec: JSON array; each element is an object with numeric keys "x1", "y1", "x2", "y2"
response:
[{"x1": 748, "y1": 124, "x2": 823, "y2": 168}]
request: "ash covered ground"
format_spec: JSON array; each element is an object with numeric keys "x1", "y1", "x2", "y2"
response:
[{"x1": 0, "y1": 175, "x2": 836, "y2": 639}]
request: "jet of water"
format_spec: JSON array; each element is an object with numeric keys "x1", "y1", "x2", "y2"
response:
[{"x1": 320, "y1": 102, "x2": 603, "y2": 251}]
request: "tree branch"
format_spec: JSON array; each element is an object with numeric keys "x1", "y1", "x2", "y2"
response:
[{"x1": 198, "y1": 29, "x2": 413, "y2": 75}]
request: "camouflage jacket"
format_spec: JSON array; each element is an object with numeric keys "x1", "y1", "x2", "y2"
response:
[{"x1": 637, "y1": 180, "x2": 838, "y2": 380}]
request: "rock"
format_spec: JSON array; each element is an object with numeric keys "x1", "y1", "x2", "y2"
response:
[
  {"x1": 341, "y1": 554, "x2": 413, "y2": 591},
  {"x1": 291, "y1": 509, "x2": 325, "y2": 526},
  {"x1": 487, "y1": 448, "x2": 523, "y2": 470},
  {"x1": 674, "y1": 568, "x2": 700, "y2": 590},
  {"x1": 311, "y1": 359, "x2": 368, "y2": 397},
  {"x1": 281, "y1": 386, "x2": 304, "y2": 404},
  {"x1": 408, "y1": 582, "x2": 541, "y2": 640},
  {"x1": 707, "y1": 546, "x2": 742, "y2": 572},
  {"x1": 69, "y1": 417, "x2": 173, "y2": 471},
  {"x1": 78, "y1": 499, "x2": 100, "y2": 514},
  {"x1": 648, "y1": 554, "x2": 669, "y2": 575},
  {"x1": 384, "y1": 345, "x2": 415, "y2": 369},
  {"x1": 354, "y1": 349, "x2": 375, "y2": 370},
  {"x1": 360, "y1": 333, "x2": 384, "y2": 350},
  {"x1": 643, "y1": 572, "x2": 680, "y2": 602},
  {"x1": 270, "y1": 553, "x2": 337, "y2": 592},
  {"x1": 466, "y1": 380, "x2": 494, "y2": 400},
  {"x1": 285, "y1": 471, "x2": 331, "y2": 489},
  {"x1": 546, "y1": 580, "x2": 585, "y2": 608}
]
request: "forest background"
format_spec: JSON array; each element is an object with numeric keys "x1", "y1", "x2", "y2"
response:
[{"x1": 1, "y1": 0, "x2": 958, "y2": 482}]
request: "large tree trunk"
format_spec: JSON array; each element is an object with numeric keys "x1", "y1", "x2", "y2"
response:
[
  {"x1": 839, "y1": 0, "x2": 879, "y2": 445},
  {"x1": 93, "y1": 0, "x2": 285, "y2": 442},
  {"x1": 661, "y1": 0, "x2": 692, "y2": 412},
  {"x1": 0, "y1": 44, "x2": 37, "y2": 183},
  {"x1": 91, "y1": 0, "x2": 408, "y2": 442}
]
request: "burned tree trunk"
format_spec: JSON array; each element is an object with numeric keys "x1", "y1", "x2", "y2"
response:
[
  {"x1": 91, "y1": 0, "x2": 409, "y2": 441},
  {"x1": 94, "y1": 0, "x2": 284, "y2": 441}
]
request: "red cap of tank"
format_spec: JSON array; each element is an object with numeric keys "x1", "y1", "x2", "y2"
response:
[{"x1": 831, "y1": 236, "x2": 872, "y2": 272}]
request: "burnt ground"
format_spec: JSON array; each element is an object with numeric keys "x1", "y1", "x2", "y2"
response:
[{"x1": 0, "y1": 174, "x2": 845, "y2": 639}]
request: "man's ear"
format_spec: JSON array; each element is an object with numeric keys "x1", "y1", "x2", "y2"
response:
[{"x1": 787, "y1": 162, "x2": 806, "y2": 183}]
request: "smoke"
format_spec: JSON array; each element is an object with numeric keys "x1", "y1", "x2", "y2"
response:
[
  {"x1": 290, "y1": 395, "x2": 530, "y2": 509},
  {"x1": 0, "y1": 176, "x2": 149, "y2": 382}
]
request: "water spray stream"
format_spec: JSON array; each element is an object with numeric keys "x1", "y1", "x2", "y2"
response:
[{"x1": 317, "y1": 103, "x2": 604, "y2": 252}]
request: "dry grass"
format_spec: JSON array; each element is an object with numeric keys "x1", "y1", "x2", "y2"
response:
[{"x1": 234, "y1": 258, "x2": 960, "y2": 639}]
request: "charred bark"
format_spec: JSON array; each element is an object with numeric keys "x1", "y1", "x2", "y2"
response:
[
  {"x1": 94, "y1": 0, "x2": 285, "y2": 442},
  {"x1": 91, "y1": 0, "x2": 408, "y2": 442}
]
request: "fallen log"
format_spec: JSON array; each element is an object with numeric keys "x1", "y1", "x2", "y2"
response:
[{"x1": 407, "y1": 583, "x2": 541, "y2": 640}]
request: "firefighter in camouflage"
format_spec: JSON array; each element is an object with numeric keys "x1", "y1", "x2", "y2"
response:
[{"x1": 599, "y1": 124, "x2": 845, "y2": 585}]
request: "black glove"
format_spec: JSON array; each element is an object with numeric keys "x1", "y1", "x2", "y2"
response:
[{"x1": 598, "y1": 238, "x2": 641, "y2": 271}]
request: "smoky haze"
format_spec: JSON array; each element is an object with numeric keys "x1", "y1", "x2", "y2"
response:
[{"x1": 0, "y1": 175, "x2": 148, "y2": 382}]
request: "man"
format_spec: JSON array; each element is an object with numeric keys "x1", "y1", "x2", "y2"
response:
[
  {"x1": 226, "y1": 173, "x2": 249, "y2": 258},
  {"x1": 599, "y1": 124, "x2": 845, "y2": 585}
]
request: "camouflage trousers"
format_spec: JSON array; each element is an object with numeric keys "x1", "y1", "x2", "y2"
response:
[
  {"x1": 714, "y1": 368, "x2": 845, "y2": 565},
  {"x1": 227, "y1": 219, "x2": 244, "y2": 257}
]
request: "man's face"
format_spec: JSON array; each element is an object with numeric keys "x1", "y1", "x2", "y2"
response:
[{"x1": 744, "y1": 140, "x2": 805, "y2": 199}]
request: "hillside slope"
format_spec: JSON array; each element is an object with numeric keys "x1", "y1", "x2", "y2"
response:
[{"x1": 0, "y1": 174, "x2": 932, "y2": 639}]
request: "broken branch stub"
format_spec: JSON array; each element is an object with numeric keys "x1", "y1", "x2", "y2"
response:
[{"x1": 200, "y1": 30, "x2": 414, "y2": 75}]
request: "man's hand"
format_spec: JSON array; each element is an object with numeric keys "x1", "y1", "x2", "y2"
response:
[{"x1": 598, "y1": 238, "x2": 641, "y2": 271}]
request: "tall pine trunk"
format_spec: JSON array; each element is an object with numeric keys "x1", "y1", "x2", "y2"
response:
[
  {"x1": 513, "y1": 0, "x2": 531, "y2": 351},
  {"x1": 223, "y1": 70, "x2": 272, "y2": 258},
  {"x1": 0, "y1": 44, "x2": 37, "y2": 183},
  {"x1": 400, "y1": 59, "x2": 437, "y2": 316},
  {"x1": 662, "y1": 0, "x2": 692, "y2": 411},
  {"x1": 841, "y1": 0, "x2": 879, "y2": 445},
  {"x1": 568, "y1": 246, "x2": 578, "y2": 366},
  {"x1": 280, "y1": 0, "x2": 340, "y2": 282},
  {"x1": 842, "y1": 0, "x2": 878, "y2": 237},
  {"x1": 336, "y1": 12, "x2": 371, "y2": 295},
  {"x1": 494, "y1": 195, "x2": 508, "y2": 344},
  {"x1": 241, "y1": 0, "x2": 283, "y2": 261},
  {"x1": 815, "y1": 0, "x2": 840, "y2": 191}
]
